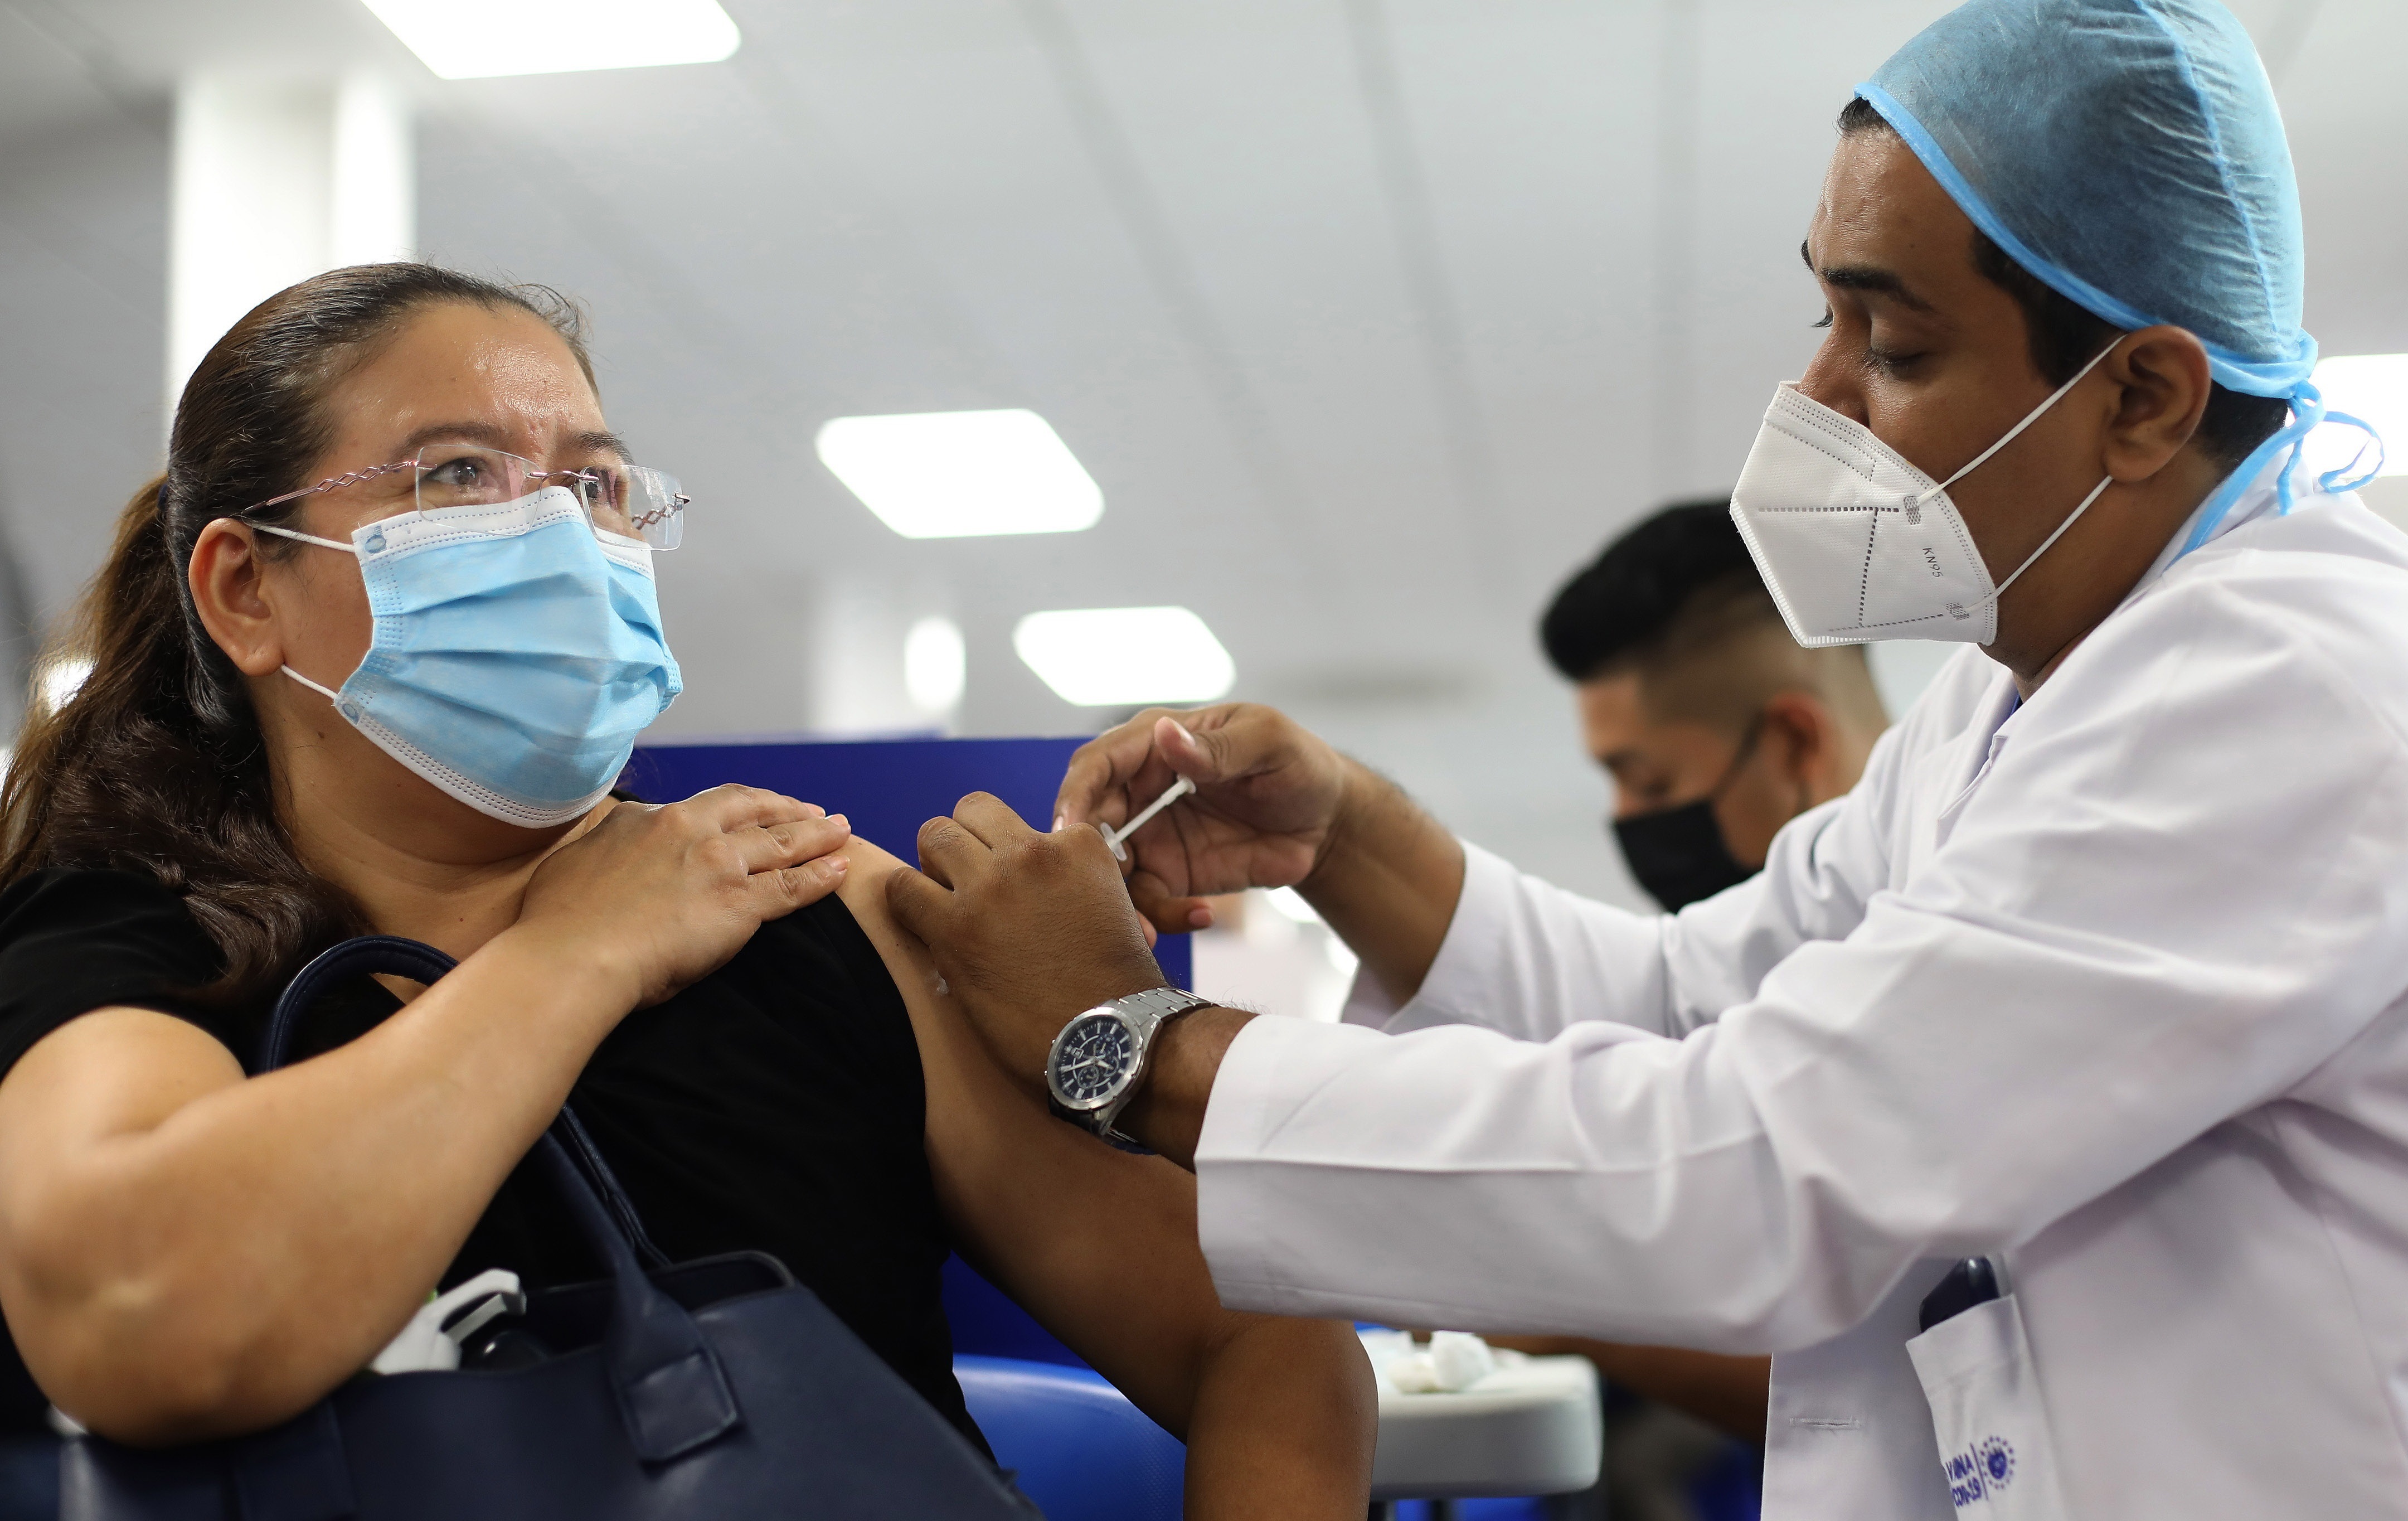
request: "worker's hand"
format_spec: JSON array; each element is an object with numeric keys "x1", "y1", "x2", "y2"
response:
[
  {"x1": 886, "y1": 792, "x2": 1169, "y2": 1085},
  {"x1": 1055, "y1": 704, "x2": 1361, "y2": 936}
]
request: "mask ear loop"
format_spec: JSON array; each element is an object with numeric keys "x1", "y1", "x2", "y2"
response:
[
  {"x1": 1909, "y1": 341, "x2": 2120, "y2": 511},
  {"x1": 280, "y1": 665, "x2": 344, "y2": 703},
  {"x1": 244, "y1": 521, "x2": 360, "y2": 704},
  {"x1": 1987, "y1": 474, "x2": 2115, "y2": 602}
]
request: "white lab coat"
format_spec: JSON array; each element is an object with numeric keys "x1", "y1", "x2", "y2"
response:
[{"x1": 1193, "y1": 466, "x2": 2408, "y2": 1518}]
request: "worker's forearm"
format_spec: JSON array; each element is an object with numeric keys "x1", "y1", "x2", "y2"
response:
[
  {"x1": 15, "y1": 928, "x2": 634, "y2": 1441},
  {"x1": 1297, "y1": 759, "x2": 1466, "y2": 1005},
  {"x1": 1179, "y1": 1316, "x2": 1377, "y2": 1521},
  {"x1": 1119, "y1": 1006, "x2": 1255, "y2": 1170}
]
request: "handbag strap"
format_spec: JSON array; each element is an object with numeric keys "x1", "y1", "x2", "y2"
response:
[{"x1": 261, "y1": 934, "x2": 739, "y2": 1462}]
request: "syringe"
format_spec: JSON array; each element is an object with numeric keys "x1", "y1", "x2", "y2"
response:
[{"x1": 1099, "y1": 776, "x2": 1195, "y2": 863}]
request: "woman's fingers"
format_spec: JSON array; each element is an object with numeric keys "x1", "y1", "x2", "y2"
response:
[
  {"x1": 745, "y1": 855, "x2": 849, "y2": 917},
  {"x1": 688, "y1": 782, "x2": 819, "y2": 832},
  {"x1": 731, "y1": 811, "x2": 851, "y2": 876}
]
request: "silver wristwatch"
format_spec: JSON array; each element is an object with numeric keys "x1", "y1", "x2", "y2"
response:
[{"x1": 1046, "y1": 986, "x2": 1216, "y2": 1145}]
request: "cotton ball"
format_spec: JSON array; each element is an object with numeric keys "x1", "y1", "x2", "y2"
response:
[{"x1": 1428, "y1": 1330, "x2": 1498, "y2": 1391}]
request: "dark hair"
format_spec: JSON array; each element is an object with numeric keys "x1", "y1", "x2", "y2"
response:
[
  {"x1": 0, "y1": 263, "x2": 596, "y2": 1007},
  {"x1": 1540, "y1": 500, "x2": 1771, "y2": 682},
  {"x1": 1834, "y1": 95, "x2": 2287, "y2": 471}
]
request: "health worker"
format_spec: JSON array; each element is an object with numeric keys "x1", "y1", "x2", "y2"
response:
[{"x1": 888, "y1": 3, "x2": 2405, "y2": 1518}]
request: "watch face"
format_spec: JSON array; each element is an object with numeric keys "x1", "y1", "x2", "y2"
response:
[{"x1": 1050, "y1": 1013, "x2": 1139, "y2": 1108}]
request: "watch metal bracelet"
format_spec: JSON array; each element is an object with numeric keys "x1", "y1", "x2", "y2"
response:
[{"x1": 1048, "y1": 986, "x2": 1215, "y2": 1144}]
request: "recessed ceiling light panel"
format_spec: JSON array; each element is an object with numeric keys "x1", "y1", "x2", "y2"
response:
[
  {"x1": 1013, "y1": 607, "x2": 1235, "y2": 706},
  {"x1": 363, "y1": 0, "x2": 741, "y2": 80},
  {"x1": 816, "y1": 409, "x2": 1104, "y2": 539}
]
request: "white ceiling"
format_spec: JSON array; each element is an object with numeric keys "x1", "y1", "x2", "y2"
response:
[{"x1": 0, "y1": 0, "x2": 2395, "y2": 903}]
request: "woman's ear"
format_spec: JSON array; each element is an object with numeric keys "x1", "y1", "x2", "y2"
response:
[
  {"x1": 2101, "y1": 326, "x2": 2214, "y2": 485},
  {"x1": 188, "y1": 520, "x2": 285, "y2": 677}
]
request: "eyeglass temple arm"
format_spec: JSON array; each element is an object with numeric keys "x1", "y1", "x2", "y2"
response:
[{"x1": 245, "y1": 459, "x2": 419, "y2": 515}]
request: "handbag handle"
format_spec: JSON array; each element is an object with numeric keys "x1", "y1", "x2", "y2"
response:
[
  {"x1": 262, "y1": 935, "x2": 742, "y2": 1463},
  {"x1": 261, "y1": 937, "x2": 671, "y2": 1269}
]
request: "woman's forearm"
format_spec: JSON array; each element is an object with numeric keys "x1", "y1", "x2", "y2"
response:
[
  {"x1": 1179, "y1": 1316, "x2": 1376, "y2": 1521},
  {"x1": 0, "y1": 926, "x2": 635, "y2": 1442}
]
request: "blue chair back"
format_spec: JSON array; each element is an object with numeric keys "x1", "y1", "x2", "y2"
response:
[
  {"x1": 626, "y1": 736, "x2": 1189, "y2": 989},
  {"x1": 954, "y1": 1356, "x2": 1185, "y2": 1521}
]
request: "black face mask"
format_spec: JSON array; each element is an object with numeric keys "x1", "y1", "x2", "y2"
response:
[
  {"x1": 1610, "y1": 714, "x2": 1767, "y2": 912},
  {"x1": 1613, "y1": 800, "x2": 1753, "y2": 912}
]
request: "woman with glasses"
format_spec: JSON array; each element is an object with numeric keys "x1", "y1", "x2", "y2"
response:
[{"x1": 0, "y1": 264, "x2": 1374, "y2": 1514}]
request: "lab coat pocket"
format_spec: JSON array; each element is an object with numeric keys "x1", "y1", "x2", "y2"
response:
[{"x1": 1905, "y1": 1294, "x2": 2072, "y2": 1520}]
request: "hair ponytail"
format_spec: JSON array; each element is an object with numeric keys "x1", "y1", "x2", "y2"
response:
[{"x1": 0, "y1": 264, "x2": 596, "y2": 1007}]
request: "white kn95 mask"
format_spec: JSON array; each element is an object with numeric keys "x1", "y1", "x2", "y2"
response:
[{"x1": 1728, "y1": 346, "x2": 2114, "y2": 647}]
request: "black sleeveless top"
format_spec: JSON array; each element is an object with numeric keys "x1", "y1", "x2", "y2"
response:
[{"x1": 0, "y1": 869, "x2": 978, "y2": 1450}]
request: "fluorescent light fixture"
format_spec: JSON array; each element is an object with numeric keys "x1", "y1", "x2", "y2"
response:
[
  {"x1": 904, "y1": 616, "x2": 967, "y2": 714},
  {"x1": 362, "y1": 0, "x2": 740, "y2": 80},
  {"x1": 1013, "y1": 607, "x2": 1235, "y2": 707},
  {"x1": 816, "y1": 409, "x2": 1103, "y2": 539},
  {"x1": 2311, "y1": 353, "x2": 2407, "y2": 478}
]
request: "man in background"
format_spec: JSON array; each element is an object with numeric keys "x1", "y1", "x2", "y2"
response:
[
  {"x1": 1502, "y1": 500, "x2": 1895, "y2": 1520},
  {"x1": 1541, "y1": 500, "x2": 1892, "y2": 912}
]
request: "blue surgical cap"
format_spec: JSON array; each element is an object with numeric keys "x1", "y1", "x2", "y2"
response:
[{"x1": 1859, "y1": 0, "x2": 2382, "y2": 544}]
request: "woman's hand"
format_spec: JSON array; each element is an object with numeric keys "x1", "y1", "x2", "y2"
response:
[
  {"x1": 1055, "y1": 704, "x2": 1359, "y2": 934},
  {"x1": 519, "y1": 785, "x2": 852, "y2": 1007}
]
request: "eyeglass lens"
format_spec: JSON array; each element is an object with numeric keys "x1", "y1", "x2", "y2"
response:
[{"x1": 412, "y1": 445, "x2": 686, "y2": 549}]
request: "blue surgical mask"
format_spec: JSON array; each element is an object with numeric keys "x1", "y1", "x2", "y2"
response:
[{"x1": 258, "y1": 487, "x2": 682, "y2": 826}]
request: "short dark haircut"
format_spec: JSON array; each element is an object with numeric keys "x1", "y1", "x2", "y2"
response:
[
  {"x1": 1541, "y1": 501, "x2": 1768, "y2": 682},
  {"x1": 1835, "y1": 95, "x2": 2287, "y2": 471}
]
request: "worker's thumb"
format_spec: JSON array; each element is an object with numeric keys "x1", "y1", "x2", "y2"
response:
[
  {"x1": 882, "y1": 864, "x2": 948, "y2": 943},
  {"x1": 1154, "y1": 715, "x2": 1229, "y2": 782}
]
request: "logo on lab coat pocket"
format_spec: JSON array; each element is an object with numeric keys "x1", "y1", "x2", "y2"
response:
[{"x1": 1943, "y1": 1436, "x2": 2015, "y2": 1508}]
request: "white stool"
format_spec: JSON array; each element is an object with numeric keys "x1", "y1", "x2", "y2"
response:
[{"x1": 1368, "y1": 1354, "x2": 1601, "y2": 1519}]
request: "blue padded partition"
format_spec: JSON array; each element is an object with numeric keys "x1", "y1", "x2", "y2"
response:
[
  {"x1": 954, "y1": 1355, "x2": 1185, "y2": 1521},
  {"x1": 624, "y1": 737, "x2": 1188, "y2": 989}
]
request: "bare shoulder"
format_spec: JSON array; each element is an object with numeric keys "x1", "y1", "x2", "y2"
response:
[
  {"x1": 828, "y1": 837, "x2": 946, "y2": 1010},
  {"x1": 831, "y1": 836, "x2": 910, "y2": 943}
]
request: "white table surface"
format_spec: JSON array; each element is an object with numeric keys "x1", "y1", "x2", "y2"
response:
[{"x1": 1370, "y1": 1354, "x2": 1602, "y2": 1500}]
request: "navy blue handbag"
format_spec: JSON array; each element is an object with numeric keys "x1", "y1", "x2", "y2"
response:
[{"x1": 60, "y1": 935, "x2": 1039, "y2": 1520}]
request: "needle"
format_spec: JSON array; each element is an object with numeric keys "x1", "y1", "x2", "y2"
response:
[{"x1": 1100, "y1": 776, "x2": 1195, "y2": 863}]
